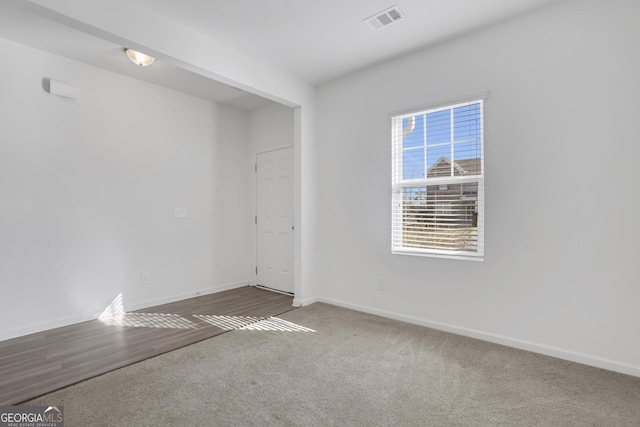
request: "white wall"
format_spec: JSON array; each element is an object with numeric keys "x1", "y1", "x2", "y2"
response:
[
  {"x1": 0, "y1": 38, "x2": 252, "y2": 340},
  {"x1": 249, "y1": 103, "x2": 295, "y2": 154},
  {"x1": 19, "y1": 0, "x2": 319, "y2": 310},
  {"x1": 314, "y1": 0, "x2": 640, "y2": 375}
]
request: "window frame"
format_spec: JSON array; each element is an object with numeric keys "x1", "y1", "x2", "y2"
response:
[{"x1": 391, "y1": 95, "x2": 486, "y2": 261}]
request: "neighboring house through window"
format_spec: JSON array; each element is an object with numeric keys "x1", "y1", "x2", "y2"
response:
[{"x1": 391, "y1": 96, "x2": 485, "y2": 260}]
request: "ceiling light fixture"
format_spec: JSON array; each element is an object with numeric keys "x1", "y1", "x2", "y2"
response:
[{"x1": 124, "y1": 48, "x2": 156, "y2": 66}]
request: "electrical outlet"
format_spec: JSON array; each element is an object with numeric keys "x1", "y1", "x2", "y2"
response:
[
  {"x1": 174, "y1": 207, "x2": 188, "y2": 218},
  {"x1": 141, "y1": 272, "x2": 151, "y2": 285},
  {"x1": 377, "y1": 276, "x2": 385, "y2": 290}
]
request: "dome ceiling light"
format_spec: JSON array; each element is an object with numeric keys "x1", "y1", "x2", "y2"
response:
[{"x1": 124, "y1": 48, "x2": 156, "y2": 67}]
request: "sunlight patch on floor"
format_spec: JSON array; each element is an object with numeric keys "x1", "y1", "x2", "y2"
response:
[
  {"x1": 193, "y1": 315, "x2": 262, "y2": 330},
  {"x1": 194, "y1": 315, "x2": 314, "y2": 332},
  {"x1": 241, "y1": 317, "x2": 315, "y2": 332},
  {"x1": 99, "y1": 312, "x2": 199, "y2": 329}
]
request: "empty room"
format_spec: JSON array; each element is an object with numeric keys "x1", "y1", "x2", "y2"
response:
[{"x1": 0, "y1": 0, "x2": 638, "y2": 425}]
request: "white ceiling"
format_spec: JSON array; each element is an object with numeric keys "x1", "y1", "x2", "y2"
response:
[
  {"x1": 0, "y1": 1, "x2": 273, "y2": 111},
  {"x1": 0, "y1": 0, "x2": 563, "y2": 109},
  {"x1": 134, "y1": 0, "x2": 563, "y2": 85}
]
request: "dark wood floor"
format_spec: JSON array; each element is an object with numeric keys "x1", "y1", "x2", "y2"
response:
[{"x1": 0, "y1": 286, "x2": 295, "y2": 405}]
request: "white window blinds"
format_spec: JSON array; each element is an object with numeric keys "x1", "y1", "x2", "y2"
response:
[{"x1": 391, "y1": 98, "x2": 484, "y2": 259}]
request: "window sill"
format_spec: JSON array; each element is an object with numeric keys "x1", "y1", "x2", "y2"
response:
[{"x1": 392, "y1": 249, "x2": 484, "y2": 262}]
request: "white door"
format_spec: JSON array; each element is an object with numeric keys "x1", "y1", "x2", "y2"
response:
[{"x1": 256, "y1": 147, "x2": 294, "y2": 293}]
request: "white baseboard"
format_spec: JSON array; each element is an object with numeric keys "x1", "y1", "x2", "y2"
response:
[
  {"x1": 126, "y1": 281, "x2": 247, "y2": 312},
  {"x1": 314, "y1": 296, "x2": 640, "y2": 378},
  {"x1": 0, "y1": 313, "x2": 97, "y2": 342},
  {"x1": 0, "y1": 281, "x2": 249, "y2": 342}
]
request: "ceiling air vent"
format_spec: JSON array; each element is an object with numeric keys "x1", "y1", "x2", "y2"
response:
[{"x1": 365, "y1": 5, "x2": 404, "y2": 30}]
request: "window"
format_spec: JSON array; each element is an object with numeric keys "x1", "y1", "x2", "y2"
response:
[{"x1": 391, "y1": 98, "x2": 484, "y2": 259}]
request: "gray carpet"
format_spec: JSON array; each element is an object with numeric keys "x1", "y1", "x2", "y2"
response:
[{"x1": 26, "y1": 303, "x2": 640, "y2": 426}]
